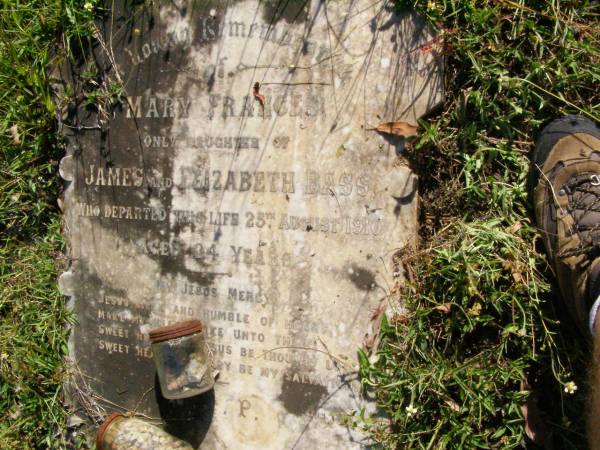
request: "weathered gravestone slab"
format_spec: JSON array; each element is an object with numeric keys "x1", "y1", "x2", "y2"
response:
[{"x1": 56, "y1": 0, "x2": 443, "y2": 448}]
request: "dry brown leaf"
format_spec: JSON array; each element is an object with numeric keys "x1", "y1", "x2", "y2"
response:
[
  {"x1": 433, "y1": 304, "x2": 451, "y2": 314},
  {"x1": 390, "y1": 314, "x2": 409, "y2": 326},
  {"x1": 253, "y1": 82, "x2": 265, "y2": 111},
  {"x1": 365, "y1": 301, "x2": 389, "y2": 353},
  {"x1": 417, "y1": 38, "x2": 440, "y2": 54},
  {"x1": 509, "y1": 221, "x2": 523, "y2": 234},
  {"x1": 370, "y1": 302, "x2": 386, "y2": 321},
  {"x1": 444, "y1": 398, "x2": 460, "y2": 412},
  {"x1": 409, "y1": 28, "x2": 455, "y2": 56},
  {"x1": 363, "y1": 334, "x2": 376, "y2": 351},
  {"x1": 9, "y1": 124, "x2": 20, "y2": 145},
  {"x1": 373, "y1": 121, "x2": 418, "y2": 138},
  {"x1": 512, "y1": 271, "x2": 524, "y2": 284}
]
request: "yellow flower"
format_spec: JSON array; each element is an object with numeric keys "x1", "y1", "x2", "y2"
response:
[
  {"x1": 427, "y1": 1, "x2": 436, "y2": 11},
  {"x1": 84, "y1": 2, "x2": 94, "y2": 11},
  {"x1": 468, "y1": 302, "x2": 482, "y2": 316}
]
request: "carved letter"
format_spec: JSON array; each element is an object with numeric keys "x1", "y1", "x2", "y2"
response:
[{"x1": 126, "y1": 96, "x2": 142, "y2": 118}]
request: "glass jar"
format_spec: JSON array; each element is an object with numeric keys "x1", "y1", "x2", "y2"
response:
[
  {"x1": 96, "y1": 413, "x2": 193, "y2": 450},
  {"x1": 149, "y1": 320, "x2": 214, "y2": 399}
]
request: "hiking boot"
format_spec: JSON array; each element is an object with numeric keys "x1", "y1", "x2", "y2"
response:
[{"x1": 530, "y1": 115, "x2": 600, "y2": 335}]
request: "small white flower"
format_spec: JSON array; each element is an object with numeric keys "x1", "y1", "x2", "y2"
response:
[
  {"x1": 209, "y1": 9, "x2": 217, "y2": 17},
  {"x1": 84, "y1": 2, "x2": 94, "y2": 11},
  {"x1": 564, "y1": 381, "x2": 578, "y2": 394},
  {"x1": 405, "y1": 405, "x2": 418, "y2": 417}
]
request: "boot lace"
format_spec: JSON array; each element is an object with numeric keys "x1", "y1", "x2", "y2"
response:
[{"x1": 558, "y1": 173, "x2": 600, "y2": 257}]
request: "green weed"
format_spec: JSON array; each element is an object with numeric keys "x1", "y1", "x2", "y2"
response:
[
  {"x1": 0, "y1": 1, "x2": 97, "y2": 448},
  {"x1": 360, "y1": 0, "x2": 598, "y2": 448}
]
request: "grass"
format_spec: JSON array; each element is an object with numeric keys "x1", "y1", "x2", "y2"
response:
[
  {"x1": 357, "y1": 0, "x2": 599, "y2": 448},
  {"x1": 0, "y1": 0, "x2": 598, "y2": 449},
  {"x1": 0, "y1": 1, "x2": 96, "y2": 448}
]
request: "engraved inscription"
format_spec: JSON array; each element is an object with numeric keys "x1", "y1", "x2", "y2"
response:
[{"x1": 59, "y1": 1, "x2": 442, "y2": 448}]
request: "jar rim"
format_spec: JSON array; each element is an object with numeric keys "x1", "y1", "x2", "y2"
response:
[
  {"x1": 148, "y1": 320, "x2": 203, "y2": 343},
  {"x1": 96, "y1": 413, "x2": 125, "y2": 450}
]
